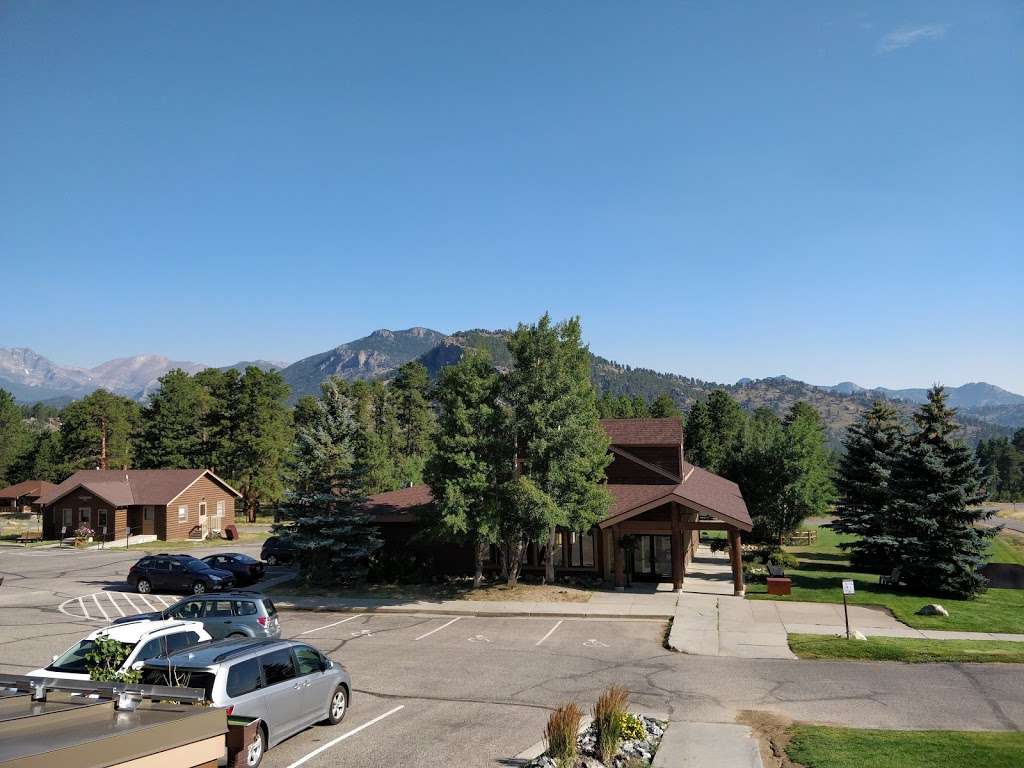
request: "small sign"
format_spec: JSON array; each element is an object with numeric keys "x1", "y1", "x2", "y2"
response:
[{"x1": 842, "y1": 580, "x2": 855, "y2": 595}]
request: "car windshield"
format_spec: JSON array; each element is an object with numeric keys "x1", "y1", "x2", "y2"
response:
[
  {"x1": 48, "y1": 639, "x2": 134, "y2": 673},
  {"x1": 186, "y1": 560, "x2": 211, "y2": 572},
  {"x1": 231, "y1": 554, "x2": 257, "y2": 564}
]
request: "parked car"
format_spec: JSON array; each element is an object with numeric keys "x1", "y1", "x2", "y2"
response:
[
  {"x1": 113, "y1": 592, "x2": 281, "y2": 640},
  {"x1": 141, "y1": 638, "x2": 350, "y2": 767},
  {"x1": 201, "y1": 553, "x2": 265, "y2": 586},
  {"x1": 260, "y1": 537, "x2": 298, "y2": 566},
  {"x1": 28, "y1": 619, "x2": 210, "y2": 681},
  {"x1": 127, "y1": 554, "x2": 235, "y2": 595}
]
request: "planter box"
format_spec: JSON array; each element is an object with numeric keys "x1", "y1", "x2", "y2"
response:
[
  {"x1": 767, "y1": 577, "x2": 792, "y2": 596},
  {"x1": 226, "y1": 716, "x2": 262, "y2": 768}
]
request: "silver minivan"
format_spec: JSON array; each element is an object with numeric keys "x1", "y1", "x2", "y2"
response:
[{"x1": 141, "y1": 638, "x2": 350, "y2": 767}]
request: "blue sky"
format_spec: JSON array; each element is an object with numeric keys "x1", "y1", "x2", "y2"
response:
[{"x1": 2, "y1": 2, "x2": 1021, "y2": 391}]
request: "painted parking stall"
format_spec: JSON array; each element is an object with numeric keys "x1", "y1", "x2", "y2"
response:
[{"x1": 59, "y1": 591, "x2": 176, "y2": 621}]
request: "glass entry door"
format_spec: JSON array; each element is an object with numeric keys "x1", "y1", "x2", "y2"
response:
[{"x1": 633, "y1": 535, "x2": 673, "y2": 581}]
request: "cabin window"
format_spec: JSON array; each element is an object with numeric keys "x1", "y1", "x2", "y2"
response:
[
  {"x1": 178, "y1": 505, "x2": 188, "y2": 522},
  {"x1": 78, "y1": 508, "x2": 90, "y2": 523},
  {"x1": 567, "y1": 531, "x2": 596, "y2": 568},
  {"x1": 143, "y1": 505, "x2": 154, "y2": 521},
  {"x1": 216, "y1": 500, "x2": 225, "y2": 516},
  {"x1": 98, "y1": 509, "x2": 108, "y2": 530}
]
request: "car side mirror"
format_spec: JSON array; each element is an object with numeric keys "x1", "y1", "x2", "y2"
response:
[
  {"x1": 131, "y1": 661, "x2": 145, "y2": 671},
  {"x1": 52, "y1": 654, "x2": 59, "y2": 662}
]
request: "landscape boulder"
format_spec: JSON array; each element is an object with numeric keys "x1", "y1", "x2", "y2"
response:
[
  {"x1": 852, "y1": 630, "x2": 868, "y2": 641},
  {"x1": 916, "y1": 604, "x2": 949, "y2": 617}
]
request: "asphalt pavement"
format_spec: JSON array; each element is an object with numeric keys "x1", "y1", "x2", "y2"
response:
[{"x1": 3, "y1": 543, "x2": 1024, "y2": 767}]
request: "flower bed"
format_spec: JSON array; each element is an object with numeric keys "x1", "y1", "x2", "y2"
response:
[{"x1": 528, "y1": 714, "x2": 666, "y2": 768}]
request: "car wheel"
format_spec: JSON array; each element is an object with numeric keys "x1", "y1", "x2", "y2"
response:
[
  {"x1": 327, "y1": 685, "x2": 347, "y2": 725},
  {"x1": 192, "y1": 581, "x2": 207, "y2": 595},
  {"x1": 227, "y1": 632, "x2": 246, "y2": 638},
  {"x1": 136, "y1": 578, "x2": 152, "y2": 594},
  {"x1": 265, "y1": 554, "x2": 278, "y2": 566},
  {"x1": 245, "y1": 725, "x2": 265, "y2": 768}
]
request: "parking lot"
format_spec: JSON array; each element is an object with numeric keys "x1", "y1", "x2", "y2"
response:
[{"x1": 6, "y1": 544, "x2": 1024, "y2": 766}]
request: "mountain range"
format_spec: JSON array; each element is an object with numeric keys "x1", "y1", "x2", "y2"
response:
[{"x1": 3, "y1": 331, "x2": 1021, "y2": 447}]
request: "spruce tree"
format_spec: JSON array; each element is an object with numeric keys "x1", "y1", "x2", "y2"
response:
[
  {"x1": 391, "y1": 361, "x2": 435, "y2": 487},
  {"x1": 274, "y1": 377, "x2": 382, "y2": 585},
  {"x1": 649, "y1": 394, "x2": 682, "y2": 419},
  {"x1": 685, "y1": 390, "x2": 745, "y2": 473},
  {"x1": 730, "y1": 408, "x2": 786, "y2": 544},
  {"x1": 424, "y1": 351, "x2": 510, "y2": 586},
  {"x1": 775, "y1": 402, "x2": 835, "y2": 541},
  {"x1": 833, "y1": 401, "x2": 906, "y2": 568},
  {"x1": 893, "y1": 386, "x2": 993, "y2": 597}
]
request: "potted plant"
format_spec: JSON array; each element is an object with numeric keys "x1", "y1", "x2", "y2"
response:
[{"x1": 74, "y1": 524, "x2": 95, "y2": 547}]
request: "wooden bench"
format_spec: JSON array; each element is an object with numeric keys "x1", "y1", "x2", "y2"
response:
[
  {"x1": 16, "y1": 531, "x2": 43, "y2": 546},
  {"x1": 879, "y1": 567, "x2": 902, "y2": 586}
]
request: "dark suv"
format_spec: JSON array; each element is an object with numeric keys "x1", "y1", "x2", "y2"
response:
[
  {"x1": 260, "y1": 537, "x2": 298, "y2": 566},
  {"x1": 127, "y1": 554, "x2": 235, "y2": 595}
]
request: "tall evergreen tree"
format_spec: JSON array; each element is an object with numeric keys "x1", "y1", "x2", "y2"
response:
[
  {"x1": 0, "y1": 389, "x2": 30, "y2": 485},
  {"x1": 976, "y1": 437, "x2": 1023, "y2": 501},
  {"x1": 135, "y1": 369, "x2": 206, "y2": 469},
  {"x1": 685, "y1": 390, "x2": 746, "y2": 473},
  {"x1": 504, "y1": 314, "x2": 612, "y2": 583},
  {"x1": 8, "y1": 429, "x2": 67, "y2": 483},
  {"x1": 274, "y1": 377, "x2": 381, "y2": 585},
  {"x1": 230, "y1": 368, "x2": 293, "y2": 522},
  {"x1": 350, "y1": 380, "x2": 398, "y2": 494},
  {"x1": 649, "y1": 393, "x2": 682, "y2": 419},
  {"x1": 391, "y1": 361, "x2": 435, "y2": 487},
  {"x1": 892, "y1": 386, "x2": 993, "y2": 597},
  {"x1": 730, "y1": 408, "x2": 787, "y2": 544},
  {"x1": 60, "y1": 389, "x2": 140, "y2": 471},
  {"x1": 424, "y1": 351, "x2": 510, "y2": 587},
  {"x1": 778, "y1": 401, "x2": 836, "y2": 538},
  {"x1": 833, "y1": 401, "x2": 907, "y2": 567}
]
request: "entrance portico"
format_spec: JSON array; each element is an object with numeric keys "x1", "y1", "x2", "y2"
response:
[{"x1": 600, "y1": 464, "x2": 753, "y2": 596}]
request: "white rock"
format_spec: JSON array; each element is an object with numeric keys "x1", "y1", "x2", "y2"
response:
[
  {"x1": 852, "y1": 630, "x2": 868, "y2": 641},
  {"x1": 916, "y1": 604, "x2": 949, "y2": 617}
]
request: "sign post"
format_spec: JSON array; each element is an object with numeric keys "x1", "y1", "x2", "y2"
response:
[{"x1": 841, "y1": 580, "x2": 855, "y2": 639}]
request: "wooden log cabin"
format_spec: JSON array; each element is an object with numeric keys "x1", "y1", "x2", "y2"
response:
[{"x1": 365, "y1": 418, "x2": 752, "y2": 594}]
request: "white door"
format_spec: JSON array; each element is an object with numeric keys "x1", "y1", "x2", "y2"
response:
[{"x1": 199, "y1": 502, "x2": 208, "y2": 538}]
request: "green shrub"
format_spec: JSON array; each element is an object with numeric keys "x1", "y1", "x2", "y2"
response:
[
  {"x1": 545, "y1": 703, "x2": 583, "y2": 767},
  {"x1": 594, "y1": 685, "x2": 629, "y2": 763},
  {"x1": 767, "y1": 550, "x2": 799, "y2": 569},
  {"x1": 85, "y1": 634, "x2": 141, "y2": 683},
  {"x1": 619, "y1": 711, "x2": 647, "y2": 741}
]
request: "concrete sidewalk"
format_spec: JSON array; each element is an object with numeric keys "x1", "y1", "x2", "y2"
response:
[
  {"x1": 652, "y1": 722, "x2": 763, "y2": 768},
  {"x1": 668, "y1": 593, "x2": 1024, "y2": 658}
]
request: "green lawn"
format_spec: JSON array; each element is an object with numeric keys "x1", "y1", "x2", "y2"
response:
[
  {"x1": 788, "y1": 633, "x2": 1024, "y2": 663},
  {"x1": 124, "y1": 531, "x2": 268, "y2": 552},
  {"x1": 747, "y1": 527, "x2": 1024, "y2": 634},
  {"x1": 787, "y1": 726, "x2": 1024, "y2": 768},
  {"x1": 990, "y1": 531, "x2": 1024, "y2": 565}
]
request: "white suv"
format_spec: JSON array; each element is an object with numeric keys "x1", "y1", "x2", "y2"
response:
[{"x1": 29, "y1": 618, "x2": 211, "y2": 681}]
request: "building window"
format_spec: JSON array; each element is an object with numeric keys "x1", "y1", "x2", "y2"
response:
[
  {"x1": 178, "y1": 505, "x2": 188, "y2": 522},
  {"x1": 62, "y1": 509, "x2": 72, "y2": 528},
  {"x1": 565, "y1": 530, "x2": 596, "y2": 568},
  {"x1": 98, "y1": 509, "x2": 108, "y2": 531},
  {"x1": 199, "y1": 501, "x2": 207, "y2": 518},
  {"x1": 144, "y1": 505, "x2": 154, "y2": 521},
  {"x1": 79, "y1": 508, "x2": 90, "y2": 523},
  {"x1": 216, "y1": 500, "x2": 225, "y2": 517}
]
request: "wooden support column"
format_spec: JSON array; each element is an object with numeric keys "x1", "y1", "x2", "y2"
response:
[
  {"x1": 613, "y1": 525, "x2": 625, "y2": 591},
  {"x1": 670, "y1": 504, "x2": 683, "y2": 593},
  {"x1": 729, "y1": 529, "x2": 745, "y2": 596}
]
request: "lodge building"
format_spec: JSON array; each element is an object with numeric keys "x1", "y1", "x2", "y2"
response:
[{"x1": 365, "y1": 418, "x2": 752, "y2": 594}]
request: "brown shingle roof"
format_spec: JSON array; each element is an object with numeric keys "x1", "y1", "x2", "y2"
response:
[
  {"x1": 677, "y1": 462, "x2": 751, "y2": 530},
  {"x1": 37, "y1": 470, "x2": 240, "y2": 508},
  {"x1": 0, "y1": 480, "x2": 57, "y2": 500},
  {"x1": 600, "y1": 418, "x2": 682, "y2": 446},
  {"x1": 365, "y1": 484, "x2": 434, "y2": 518}
]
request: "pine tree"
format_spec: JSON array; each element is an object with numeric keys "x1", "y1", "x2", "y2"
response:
[
  {"x1": 833, "y1": 401, "x2": 907, "y2": 568},
  {"x1": 424, "y1": 351, "x2": 510, "y2": 586},
  {"x1": 274, "y1": 377, "x2": 381, "y2": 585},
  {"x1": 135, "y1": 369, "x2": 206, "y2": 469},
  {"x1": 60, "y1": 389, "x2": 140, "y2": 471},
  {"x1": 0, "y1": 389, "x2": 30, "y2": 485},
  {"x1": 685, "y1": 390, "x2": 746, "y2": 473},
  {"x1": 649, "y1": 394, "x2": 682, "y2": 419},
  {"x1": 350, "y1": 380, "x2": 398, "y2": 494},
  {"x1": 391, "y1": 361, "x2": 435, "y2": 487},
  {"x1": 730, "y1": 408, "x2": 787, "y2": 544},
  {"x1": 230, "y1": 368, "x2": 293, "y2": 522},
  {"x1": 504, "y1": 314, "x2": 612, "y2": 584},
  {"x1": 892, "y1": 386, "x2": 993, "y2": 597},
  {"x1": 777, "y1": 402, "x2": 835, "y2": 538}
]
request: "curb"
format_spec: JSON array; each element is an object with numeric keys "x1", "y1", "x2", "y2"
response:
[{"x1": 271, "y1": 600, "x2": 673, "y2": 620}]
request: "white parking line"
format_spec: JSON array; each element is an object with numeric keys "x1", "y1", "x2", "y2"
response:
[
  {"x1": 535, "y1": 620, "x2": 563, "y2": 646},
  {"x1": 298, "y1": 615, "x2": 363, "y2": 636},
  {"x1": 284, "y1": 705, "x2": 404, "y2": 768},
  {"x1": 414, "y1": 616, "x2": 461, "y2": 641},
  {"x1": 91, "y1": 594, "x2": 110, "y2": 622},
  {"x1": 138, "y1": 594, "x2": 157, "y2": 611},
  {"x1": 121, "y1": 593, "x2": 141, "y2": 613},
  {"x1": 105, "y1": 593, "x2": 125, "y2": 618},
  {"x1": 153, "y1": 595, "x2": 169, "y2": 607},
  {"x1": 77, "y1": 596, "x2": 86, "y2": 618}
]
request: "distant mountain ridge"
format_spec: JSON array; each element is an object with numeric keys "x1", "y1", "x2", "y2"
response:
[{"x1": 3, "y1": 333, "x2": 1020, "y2": 445}]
